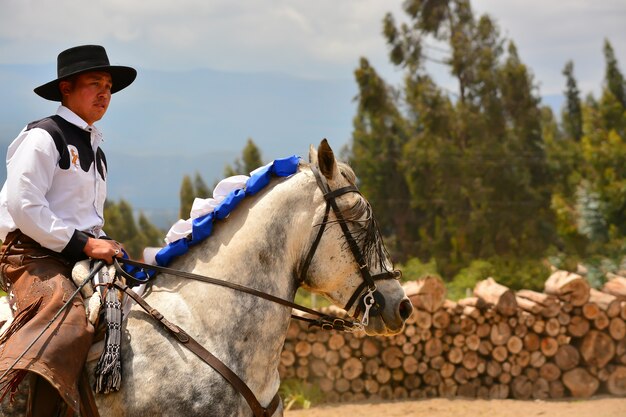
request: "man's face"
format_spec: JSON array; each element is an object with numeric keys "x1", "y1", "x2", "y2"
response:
[{"x1": 60, "y1": 71, "x2": 112, "y2": 125}]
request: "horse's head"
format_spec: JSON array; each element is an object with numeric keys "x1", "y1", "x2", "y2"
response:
[{"x1": 298, "y1": 139, "x2": 413, "y2": 336}]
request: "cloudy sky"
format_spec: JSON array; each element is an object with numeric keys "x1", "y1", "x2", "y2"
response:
[{"x1": 1, "y1": 0, "x2": 624, "y2": 97}]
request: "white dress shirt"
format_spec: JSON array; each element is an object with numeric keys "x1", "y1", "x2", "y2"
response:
[{"x1": 0, "y1": 106, "x2": 107, "y2": 257}]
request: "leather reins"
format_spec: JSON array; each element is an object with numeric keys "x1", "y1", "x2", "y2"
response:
[
  {"x1": 108, "y1": 164, "x2": 400, "y2": 417},
  {"x1": 111, "y1": 278, "x2": 281, "y2": 417},
  {"x1": 114, "y1": 258, "x2": 360, "y2": 332}
]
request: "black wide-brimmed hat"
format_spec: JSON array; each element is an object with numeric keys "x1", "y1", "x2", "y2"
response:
[{"x1": 34, "y1": 45, "x2": 137, "y2": 101}]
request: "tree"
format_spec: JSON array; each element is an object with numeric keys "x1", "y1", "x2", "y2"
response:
[
  {"x1": 372, "y1": 0, "x2": 554, "y2": 275},
  {"x1": 103, "y1": 199, "x2": 164, "y2": 259},
  {"x1": 116, "y1": 200, "x2": 138, "y2": 243},
  {"x1": 350, "y1": 58, "x2": 416, "y2": 258},
  {"x1": 603, "y1": 40, "x2": 626, "y2": 109},
  {"x1": 578, "y1": 85, "x2": 626, "y2": 246},
  {"x1": 546, "y1": 39, "x2": 626, "y2": 274},
  {"x1": 179, "y1": 175, "x2": 194, "y2": 219},
  {"x1": 495, "y1": 41, "x2": 554, "y2": 254},
  {"x1": 562, "y1": 60, "x2": 583, "y2": 141},
  {"x1": 178, "y1": 172, "x2": 211, "y2": 220},
  {"x1": 224, "y1": 138, "x2": 264, "y2": 176},
  {"x1": 177, "y1": 139, "x2": 264, "y2": 222},
  {"x1": 103, "y1": 201, "x2": 124, "y2": 240},
  {"x1": 194, "y1": 172, "x2": 211, "y2": 199},
  {"x1": 351, "y1": 1, "x2": 626, "y2": 285},
  {"x1": 139, "y1": 213, "x2": 164, "y2": 247},
  {"x1": 241, "y1": 138, "x2": 263, "y2": 172}
]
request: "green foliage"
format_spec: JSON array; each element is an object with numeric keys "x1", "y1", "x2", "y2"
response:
[
  {"x1": 562, "y1": 60, "x2": 583, "y2": 141},
  {"x1": 179, "y1": 172, "x2": 213, "y2": 220},
  {"x1": 604, "y1": 40, "x2": 626, "y2": 108},
  {"x1": 179, "y1": 175, "x2": 195, "y2": 219},
  {"x1": 193, "y1": 172, "x2": 211, "y2": 199},
  {"x1": 396, "y1": 257, "x2": 439, "y2": 282},
  {"x1": 279, "y1": 379, "x2": 323, "y2": 410},
  {"x1": 348, "y1": 0, "x2": 626, "y2": 290},
  {"x1": 349, "y1": 58, "x2": 416, "y2": 259},
  {"x1": 447, "y1": 258, "x2": 549, "y2": 300},
  {"x1": 447, "y1": 259, "x2": 495, "y2": 300},
  {"x1": 484, "y1": 257, "x2": 550, "y2": 291},
  {"x1": 293, "y1": 288, "x2": 331, "y2": 309},
  {"x1": 355, "y1": 0, "x2": 555, "y2": 278},
  {"x1": 224, "y1": 138, "x2": 263, "y2": 176},
  {"x1": 103, "y1": 199, "x2": 164, "y2": 259},
  {"x1": 575, "y1": 183, "x2": 608, "y2": 243},
  {"x1": 138, "y1": 213, "x2": 164, "y2": 246}
]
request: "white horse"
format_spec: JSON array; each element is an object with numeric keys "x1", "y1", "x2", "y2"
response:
[{"x1": 2, "y1": 140, "x2": 413, "y2": 416}]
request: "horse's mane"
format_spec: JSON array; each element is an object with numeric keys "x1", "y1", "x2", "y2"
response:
[{"x1": 319, "y1": 161, "x2": 394, "y2": 275}]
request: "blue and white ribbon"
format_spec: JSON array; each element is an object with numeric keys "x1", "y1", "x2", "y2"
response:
[{"x1": 145, "y1": 155, "x2": 301, "y2": 269}]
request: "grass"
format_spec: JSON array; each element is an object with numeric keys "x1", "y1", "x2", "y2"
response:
[
  {"x1": 294, "y1": 288, "x2": 331, "y2": 309},
  {"x1": 279, "y1": 378, "x2": 323, "y2": 410}
]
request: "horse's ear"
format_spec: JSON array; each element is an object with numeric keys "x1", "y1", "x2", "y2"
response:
[
  {"x1": 308, "y1": 144, "x2": 317, "y2": 164},
  {"x1": 318, "y1": 139, "x2": 337, "y2": 180}
]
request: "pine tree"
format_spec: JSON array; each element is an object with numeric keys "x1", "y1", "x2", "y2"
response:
[
  {"x1": 575, "y1": 183, "x2": 608, "y2": 243},
  {"x1": 194, "y1": 172, "x2": 211, "y2": 199},
  {"x1": 492, "y1": 41, "x2": 554, "y2": 256},
  {"x1": 138, "y1": 212, "x2": 164, "y2": 247},
  {"x1": 116, "y1": 200, "x2": 138, "y2": 243},
  {"x1": 224, "y1": 138, "x2": 264, "y2": 176},
  {"x1": 241, "y1": 138, "x2": 263, "y2": 173},
  {"x1": 103, "y1": 201, "x2": 124, "y2": 240},
  {"x1": 578, "y1": 82, "x2": 626, "y2": 243},
  {"x1": 179, "y1": 175, "x2": 194, "y2": 219},
  {"x1": 562, "y1": 60, "x2": 583, "y2": 141},
  {"x1": 350, "y1": 57, "x2": 415, "y2": 258},
  {"x1": 603, "y1": 40, "x2": 626, "y2": 108},
  {"x1": 103, "y1": 200, "x2": 164, "y2": 259},
  {"x1": 543, "y1": 41, "x2": 626, "y2": 267}
]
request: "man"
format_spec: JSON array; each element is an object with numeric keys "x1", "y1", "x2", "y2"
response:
[{"x1": 0, "y1": 45, "x2": 136, "y2": 416}]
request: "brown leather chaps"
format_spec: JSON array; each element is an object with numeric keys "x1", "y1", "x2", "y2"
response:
[{"x1": 0, "y1": 231, "x2": 94, "y2": 416}]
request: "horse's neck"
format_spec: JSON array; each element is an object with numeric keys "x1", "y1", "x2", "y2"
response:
[{"x1": 151, "y1": 172, "x2": 314, "y2": 398}]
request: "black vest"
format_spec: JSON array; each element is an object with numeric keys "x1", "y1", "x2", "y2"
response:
[{"x1": 26, "y1": 115, "x2": 107, "y2": 180}]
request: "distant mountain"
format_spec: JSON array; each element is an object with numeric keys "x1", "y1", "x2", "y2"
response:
[{"x1": 0, "y1": 65, "x2": 358, "y2": 227}]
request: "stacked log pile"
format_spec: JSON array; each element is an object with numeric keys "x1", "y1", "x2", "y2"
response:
[{"x1": 279, "y1": 272, "x2": 626, "y2": 402}]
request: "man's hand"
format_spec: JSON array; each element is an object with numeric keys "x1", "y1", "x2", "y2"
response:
[{"x1": 83, "y1": 237, "x2": 124, "y2": 264}]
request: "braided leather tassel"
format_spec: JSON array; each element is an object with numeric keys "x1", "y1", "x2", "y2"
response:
[{"x1": 94, "y1": 273, "x2": 123, "y2": 394}]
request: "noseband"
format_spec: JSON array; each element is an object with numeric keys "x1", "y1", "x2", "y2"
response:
[{"x1": 299, "y1": 165, "x2": 401, "y2": 326}]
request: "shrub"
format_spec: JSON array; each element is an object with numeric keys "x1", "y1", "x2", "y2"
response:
[
  {"x1": 396, "y1": 257, "x2": 439, "y2": 282},
  {"x1": 279, "y1": 378, "x2": 323, "y2": 410},
  {"x1": 447, "y1": 259, "x2": 496, "y2": 300},
  {"x1": 447, "y1": 258, "x2": 550, "y2": 300}
]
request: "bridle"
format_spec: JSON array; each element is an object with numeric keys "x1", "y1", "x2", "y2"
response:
[{"x1": 298, "y1": 165, "x2": 401, "y2": 326}]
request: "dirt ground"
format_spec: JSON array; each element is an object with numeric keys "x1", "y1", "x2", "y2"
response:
[{"x1": 285, "y1": 397, "x2": 626, "y2": 417}]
